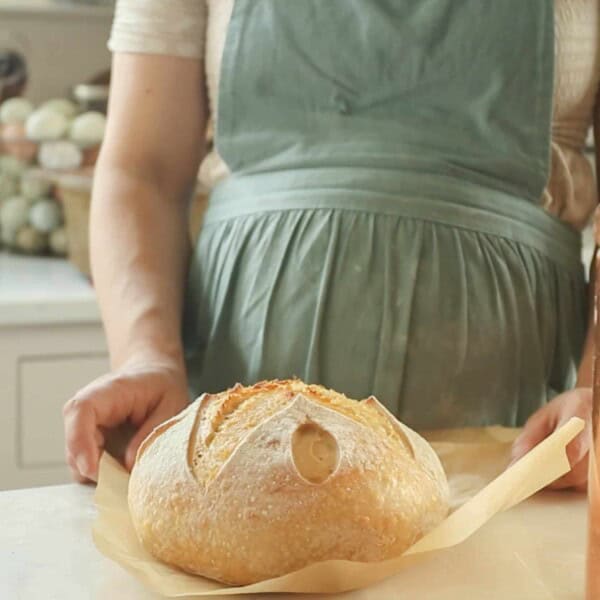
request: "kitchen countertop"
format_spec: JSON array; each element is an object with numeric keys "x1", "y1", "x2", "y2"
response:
[
  {"x1": 0, "y1": 252, "x2": 100, "y2": 326},
  {"x1": 0, "y1": 483, "x2": 588, "y2": 599}
]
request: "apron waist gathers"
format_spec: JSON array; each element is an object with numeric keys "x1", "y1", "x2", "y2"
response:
[{"x1": 206, "y1": 167, "x2": 581, "y2": 273}]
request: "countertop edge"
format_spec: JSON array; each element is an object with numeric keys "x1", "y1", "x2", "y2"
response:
[{"x1": 0, "y1": 297, "x2": 102, "y2": 327}]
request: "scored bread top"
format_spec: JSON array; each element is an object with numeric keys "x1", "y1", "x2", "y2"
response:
[
  {"x1": 137, "y1": 379, "x2": 444, "y2": 492},
  {"x1": 186, "y1": 380, "x2": 416, "y2": 487}
]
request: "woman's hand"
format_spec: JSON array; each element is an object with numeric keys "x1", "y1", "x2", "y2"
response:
[
  {"x1": 510, "y1": 388, "x2": 592, "y2": 492},
  {"x1": 63, "y1": 357, "x2": 189, "y2": 483}
]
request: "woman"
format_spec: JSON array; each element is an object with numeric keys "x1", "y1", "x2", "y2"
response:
[{"x1": 64, "y1": 0, "x2": 599, "y2": 490}]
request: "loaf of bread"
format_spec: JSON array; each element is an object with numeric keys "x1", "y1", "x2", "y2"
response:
[{"x1": 128, "y1": 380, "x2": 449, "y2": 585}]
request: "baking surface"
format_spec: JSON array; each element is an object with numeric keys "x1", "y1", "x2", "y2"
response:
[
  {"x1": 0, "y1": 481, "x2": 586, "y2": 599},
  {"x1": 0, "y1": 252, "x2": 100, "y2": 326}
]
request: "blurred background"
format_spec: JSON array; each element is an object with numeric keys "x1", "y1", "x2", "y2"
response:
[{"x1": 0, "y1": 0, "x2": 209, "y2": 491}]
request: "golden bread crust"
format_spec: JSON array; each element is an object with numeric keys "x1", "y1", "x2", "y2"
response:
[{"x1": 128, "y1": 379, "x2": 449, "y2": 585}]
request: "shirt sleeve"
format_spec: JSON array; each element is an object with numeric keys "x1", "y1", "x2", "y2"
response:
[{"x1": 108, "y1": 0, "x2": 207, "y2": 60}]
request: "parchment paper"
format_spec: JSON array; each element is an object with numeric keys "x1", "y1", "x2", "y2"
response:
[{"x1": 92, "y1": 417, "x2": 584, "y2": 597}]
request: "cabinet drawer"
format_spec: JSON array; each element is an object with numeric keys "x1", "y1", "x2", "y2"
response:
[{"x1": 19, "y1": 354, "x2": 108, "y2": 467}]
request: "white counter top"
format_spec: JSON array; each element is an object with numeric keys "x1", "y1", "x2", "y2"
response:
[
  {"x1": 0, "y1": 484, "x2": 160, "y2": 600},
  {"x1": 0, "y1": 252, "x2": 101, "y2": 326},
  {"x1": 0, "y1": 482, "x2": 587, "y2": 599}
]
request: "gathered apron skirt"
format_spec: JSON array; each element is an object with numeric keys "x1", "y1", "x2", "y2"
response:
[{"x1": 183, "y1": 169, "x2": 586, "y2": 430}]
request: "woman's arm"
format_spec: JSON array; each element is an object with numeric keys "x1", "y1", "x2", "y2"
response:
[
  {"x1": 92, "y1": 52, "x2": 206, "y2": 369},
  {"x1": 63, "y1": 52, "x2": 207, "y2": 481}
]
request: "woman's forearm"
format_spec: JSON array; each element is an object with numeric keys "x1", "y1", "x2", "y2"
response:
[
  {"x1": 88, "y1": 52, "x2": 206, "y2": 372},
  {"x1": 90, "y1": 163, "x2": 192, "y2": 371}
]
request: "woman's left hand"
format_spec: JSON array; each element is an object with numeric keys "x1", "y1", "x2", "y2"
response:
[{"x1": 510, "y1": 388, "x2": 592, "y2": 492}]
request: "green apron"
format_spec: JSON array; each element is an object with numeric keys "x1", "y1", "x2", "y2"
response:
[{"x1": 184, "y1": 0, "x2": 586, "y2": 429}]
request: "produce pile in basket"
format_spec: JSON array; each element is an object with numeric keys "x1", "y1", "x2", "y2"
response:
[
  {"x1": 0, "y1": 96, "x2": 107, "y2": 256},
  {"x1": 0, "y1": 158, "x2": 66, "y2": 256}
]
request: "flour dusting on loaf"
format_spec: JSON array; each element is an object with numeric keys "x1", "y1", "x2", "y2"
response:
[{"x1": 128, "y1": 379, "x2": 449, "y2": 585}]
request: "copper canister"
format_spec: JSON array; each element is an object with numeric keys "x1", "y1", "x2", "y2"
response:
[{"x1": 587, "y1": 247, "x2": 600, "y2": 598}]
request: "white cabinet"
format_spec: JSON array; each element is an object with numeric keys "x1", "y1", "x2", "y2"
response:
[
  {"x1": 19, "y1": 353, "x2": 108, "y2": 467},
  {"x1": 0, "y1": 253, "x2": 108, "y2": 490}
]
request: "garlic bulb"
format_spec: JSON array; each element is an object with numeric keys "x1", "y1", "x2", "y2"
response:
[
  {"x1": 38, "y1": 140, "x2": 83, "y2": 171},
  {"x1": 29, "y1": 198, "x2": 63, "y2": 233},
  {"x1": 1, "y1": 123, "x2": 39, "y2": 163},
  {"x1": 69, "y1": 111, "x2": 106, "y2": 148},
  {"x1": 0, "y1": 97, "x2": 34, "y2": 125},
  {"x1": 0, "y1": 173, "x2": 19, "y2": 201},
  {"x1": 0, "y1": 195, "x2": 32, "y2": 234},
  {"x1": 40, "y1": 98, "x2": 78, "y2": 120},
  {"x1": 16, "y1": 225, "x2": 48, "y2": 254},
  {"x1": 26, "y1": 108, "x2": 70, "y2": 141},
  {"x1": 0, "y1": 155, "x2": 27, "y2": 177},
  {"x1": 49, "y1": 226, "x2": 68, "y2": 256},
  {"x1": 20, "y1": 174, "x2": 53, "y2": 200},
  {"x1": 1, "y1": 226, "x2": 18, "y2": 247}
]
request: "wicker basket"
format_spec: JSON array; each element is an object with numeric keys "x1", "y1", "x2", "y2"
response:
[{"x1": 54, "y1": 170, "x2": 209, "y2": 278}]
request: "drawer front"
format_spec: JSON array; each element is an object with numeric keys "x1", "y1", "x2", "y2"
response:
[
  {"x1": 0, "y1": 323, "x2": 109, "y2": 490},
  {"x1": 19, "y1": 354, "x2": 109, "y2": 467}
]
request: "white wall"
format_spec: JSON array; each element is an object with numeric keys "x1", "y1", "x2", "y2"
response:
[{"x1": 0, "y1": 1, "x2": 113, "y2": 103}]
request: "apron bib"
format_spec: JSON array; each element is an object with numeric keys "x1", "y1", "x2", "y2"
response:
[{"x1": 184, "y1": 0, "x2": 585, "y2": 428}]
